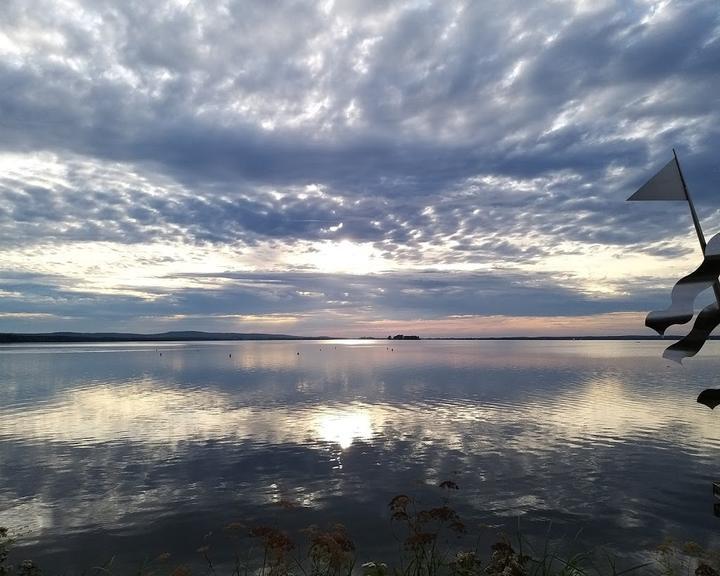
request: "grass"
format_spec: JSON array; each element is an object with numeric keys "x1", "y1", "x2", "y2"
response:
[{"x1": 0, "y1": 486, "x2": 717, "y2": 576}]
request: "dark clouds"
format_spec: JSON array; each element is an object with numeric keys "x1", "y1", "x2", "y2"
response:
[
  {"x1": 1, "y1": 0, "x2": 719, "y2": 333},
  {"x1": 0, "y1": 266, "x2": 679, "y2": 333}
]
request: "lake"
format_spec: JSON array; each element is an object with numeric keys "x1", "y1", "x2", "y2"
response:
[{"x1": 1, "y1": 339, "x2": 720, "y2": 572}]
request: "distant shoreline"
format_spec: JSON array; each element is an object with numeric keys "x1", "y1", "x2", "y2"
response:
[
  {"x1": 0, "y1": 331, "x2": 324, "y2": 344},
  {"x1": 0, "y1": 331, "x2": 701, "y2": 344}
]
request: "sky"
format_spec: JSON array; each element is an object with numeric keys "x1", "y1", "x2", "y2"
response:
[{"x1": 1, "y1": 0, "x2": 719, "y2": 337}]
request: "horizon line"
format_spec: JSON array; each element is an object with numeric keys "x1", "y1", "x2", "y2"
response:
[{"x1": 0, "y1": 330, "x2": 696, "y2": 344}]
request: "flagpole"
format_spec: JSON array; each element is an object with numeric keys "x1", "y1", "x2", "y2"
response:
[{"x1": 673, "y1": 148, "x2": 720, "y2": 304}]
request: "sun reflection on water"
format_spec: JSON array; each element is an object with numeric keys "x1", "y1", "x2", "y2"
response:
[{"x1": 313, "y1": 408, "x2": 374, "y2": 449}]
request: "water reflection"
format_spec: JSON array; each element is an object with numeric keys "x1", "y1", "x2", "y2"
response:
[
  {"x1": 314, "y1": 409, "x2": 375, "y2": 450},
  {"x1": 7, "y1": 374, "x2": 711, "y2": 454},
  {"x1": 1, "y1": 340, "x2": 720, "y2": 571},
  {"x1": 0, "y1": 381, "x2": 391, "y2": 450}
]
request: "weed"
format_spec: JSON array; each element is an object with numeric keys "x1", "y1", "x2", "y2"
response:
[{"x1": 0, "y1": 506, "x2": 714, "y2": 576}]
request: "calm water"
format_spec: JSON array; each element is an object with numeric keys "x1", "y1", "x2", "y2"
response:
[{"x1": 1, "y1": 339, "x2": 720, "y2": 571}]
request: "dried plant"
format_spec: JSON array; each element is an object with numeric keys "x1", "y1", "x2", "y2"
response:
[
  {"x1": 250, "y1": 525, "x2": 295, "y2": 576},
  {"x1": 389, "y1": 491, "x2": 468, "y2": 576},
  {"x1": 304, "y1": 524, "x2": 355, "y2": 576}
]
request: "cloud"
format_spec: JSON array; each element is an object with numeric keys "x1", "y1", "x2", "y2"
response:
[
  {"x1": 1, "y1": 0, "x2": 719, "y2": 333},
  {"x1": 0, "y1": 264, "x2": 692, "y2": 335}
]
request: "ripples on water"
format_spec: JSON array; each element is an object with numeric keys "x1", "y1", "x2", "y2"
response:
[{"x1": 1, "y1": 340, "x2": 720, "y2": 570}]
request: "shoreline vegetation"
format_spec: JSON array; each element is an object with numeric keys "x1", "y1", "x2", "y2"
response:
[
  {"x1": 0, "y1": 332, "x2": 700, "y2": 344},
  {"x1": 1, "y1": 487, "x2": 717, "y2": 576}
]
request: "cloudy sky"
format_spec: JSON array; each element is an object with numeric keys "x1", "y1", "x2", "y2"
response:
[{"x1": 1, "y1": 0, "x2": 719, "y2": 337}]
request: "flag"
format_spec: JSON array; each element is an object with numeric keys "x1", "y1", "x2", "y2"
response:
[
  {"x1": 663, "y1": 300, "x2": 720, "y2": 363},
  {"x1": 627, "y1": 158, "x2": 687, "y2": 201},
  {"x1": 628, "y1": 154, "x2": 720, "y2": 363},
  {"x1": 647, "y1": 233, "x2": 720, "y2": 362},
  {"x1": 645, "y1": 235, "x2": 720, "y2": 335}
]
